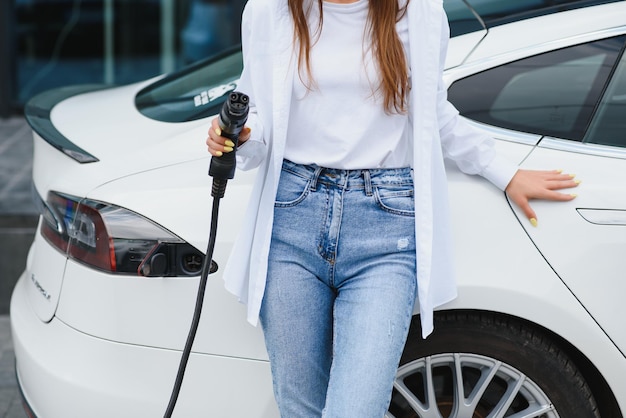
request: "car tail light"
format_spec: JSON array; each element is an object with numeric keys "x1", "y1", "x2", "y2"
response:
[{"x1": 39, "y1": 191, "x2": 208, "y2": 277}]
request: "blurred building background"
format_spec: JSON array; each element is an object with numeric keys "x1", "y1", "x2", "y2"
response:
[{"x1": 0, "y1": 0, "x2": 248, "y2": 117}]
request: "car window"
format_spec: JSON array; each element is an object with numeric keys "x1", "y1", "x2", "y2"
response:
[
  {"x1": 136, "y1": 47, "x2": 243, "y2": 123},
  {"x1": 448, "y1": 36, "x2": 626, "y2": 142},
  {"x1": 584, "y1": 49, "x2": 626, "y2": 147}
]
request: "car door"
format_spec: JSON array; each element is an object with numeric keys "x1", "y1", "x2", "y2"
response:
[{"x1": 447, "y1": 33, "x2": 626, "y2": 353}]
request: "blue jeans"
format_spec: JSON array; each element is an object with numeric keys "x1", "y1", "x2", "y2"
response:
[{"x1": 260, "y1": 160, "x2": 417, "y2": 418}]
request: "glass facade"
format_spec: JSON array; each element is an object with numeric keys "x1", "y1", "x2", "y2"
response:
[{"x1": 2, "y1": 0, "x2": 246, "y2": 116}]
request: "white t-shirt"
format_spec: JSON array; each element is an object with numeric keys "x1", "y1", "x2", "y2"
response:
[{"x1": 284, "y1": 0, "x2": 412, "y2": 169}]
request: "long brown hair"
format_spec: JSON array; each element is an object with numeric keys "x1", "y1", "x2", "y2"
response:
[{"x1": 288, "y1": 0, "x2": 410, "y2": 114}]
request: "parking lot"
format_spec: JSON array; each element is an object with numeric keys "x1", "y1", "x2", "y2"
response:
[{"x1": 0, "y1": 115, "x2": 36, "y2": 418}]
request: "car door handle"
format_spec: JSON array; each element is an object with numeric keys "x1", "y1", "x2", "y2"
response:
[{"x1": 577, "y1": 208, "x2": 626, "y2": 225}]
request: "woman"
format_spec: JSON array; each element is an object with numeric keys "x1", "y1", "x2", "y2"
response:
[{"x1": 206, "y1": 0, "x2": 579, "y2": 416}]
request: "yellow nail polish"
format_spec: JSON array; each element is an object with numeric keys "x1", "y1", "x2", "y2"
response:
[
  {"x1": 224, "y1": 140, "x2": 235, "y2": 147},
  {"x1": 574, "y1": 179, "x2": 582, "y2": 185},
  {"x1": 530, "y1": 218, "x2": 538, "y2": 227},
  {"x1": 215, "y1": 127, "x2": 222, "y2": 136},
  {"x1": 215, "y1": 151, "x2": 223, "y2": 157},
  {"x1": 223, "y1": 146, "x2": 233, "y2": 152},
  {"x1": 570, "y1": 193, "x2": 578, "y2": 198},
  {"x1": 556, "y1": 169, "x2": 563, "y2": 173},
  {"x1": 569, "y1": 173, "x2": 576, "y2": 178}
]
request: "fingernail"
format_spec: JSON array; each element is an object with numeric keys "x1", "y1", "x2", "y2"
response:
[
  {"x1": 556, "y1": 169, "x2": 563, "y2": 173},
  {"x1": 574, "y1": 179, "x2": 582, "y2": 185},
  {"x1": 215, "y1": 151, "x2": 223, "y2": 157},
  {"x1": 570, "y1": 193, "x2": 578, "y2": 198},
  {"x1": 223, "y1": 146, "x2": 234, "y2": 152},
  {"x1": 569, "y1": 173, "x2": 576, "y2": 178},
  {"x1": 215, "y1": 127, "x2": 222, "y2": 136},
  {"x1": 225, "y1": 140, "x2": 235, "y2": 147},
  {"x1": 530, "y1": 218, "x2": 538, "y2": 227}
]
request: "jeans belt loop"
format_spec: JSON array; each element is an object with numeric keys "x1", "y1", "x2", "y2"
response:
[
  {"x1": 310, "y1": 166, "x2": 323, "y2": 191},
  {"x1": 363, "y1": 170, "x2": 373, "y2": 196}
]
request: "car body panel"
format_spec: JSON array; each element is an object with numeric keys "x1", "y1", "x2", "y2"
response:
[
  {"x1": 445, "y1": 30, "x2": 487, "y2": 68},
  {"x1": 25, "y1": 219, "x2": 67, "y2": 322},
  {"x1": 515, "y1": 140, "x2": 626, "y2": 355},
  {"x1": 11, "y1": 273, "x2": 278, "y2": 418}
]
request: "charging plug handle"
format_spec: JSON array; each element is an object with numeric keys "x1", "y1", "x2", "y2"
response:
[{"x1": 209, "y1": 91, "x2": 249, "y2": 181}]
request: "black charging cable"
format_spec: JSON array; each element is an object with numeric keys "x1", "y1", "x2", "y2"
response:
[{"x1": 163, "y1": 92, "x2": 249, "y2": 418}]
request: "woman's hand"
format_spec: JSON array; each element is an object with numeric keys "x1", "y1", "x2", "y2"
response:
[
  {"x1": 205, "y1": 117, "x2": 252, "y2": 157},
  {"x1": 505, "y1": 169, "x2": 580, "y2": 227}
]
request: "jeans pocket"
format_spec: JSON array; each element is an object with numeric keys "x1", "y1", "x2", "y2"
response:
[
  {"x1": 274, "y1": 168, "x2": 311, "y2": 207},
  {"x1": 374, "y1": 185, "x2": 415, "y2": 217}
]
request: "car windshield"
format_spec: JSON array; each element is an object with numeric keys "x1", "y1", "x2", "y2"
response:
[{"x1": 135, "y1": 46, "x2": 242, "y2": 123}]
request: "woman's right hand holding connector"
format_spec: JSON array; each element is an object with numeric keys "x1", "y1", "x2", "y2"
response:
[{"x1": 206, "y1": 117, "x2": 251, "y2": 157}]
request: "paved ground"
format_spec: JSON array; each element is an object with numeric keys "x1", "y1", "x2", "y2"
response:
[
  {"x1": 0, "y1": 115, "x2": 35, "y2": 417},
  {"x1": 0, "y1": 117, "x2": 35, "y2": 216},
  {"x1": 0, "y1": 316, "x2": 25, "y2": 418},
  {"x1": 0, "y1": 116, "x2": 36, "y2": 314}
]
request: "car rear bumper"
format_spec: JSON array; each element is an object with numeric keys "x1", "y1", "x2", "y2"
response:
[{"x1": 10, "y1": 270, "x2": 278, "y2": 418}]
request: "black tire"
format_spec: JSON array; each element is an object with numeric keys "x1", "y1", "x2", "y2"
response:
[{"x1": 387, "y1": 311, "x2": 600, "y2": 418}]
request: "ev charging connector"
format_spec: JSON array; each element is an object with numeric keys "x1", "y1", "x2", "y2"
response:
[{"x1": 209, "y1": 91, "x2": 249, "y2": 197}]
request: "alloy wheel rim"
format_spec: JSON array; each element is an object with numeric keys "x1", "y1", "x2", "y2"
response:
[{"x1": 387, "y1": 352, "x2": 559, "y2": 418}]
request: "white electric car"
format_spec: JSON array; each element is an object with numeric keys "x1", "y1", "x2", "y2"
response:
[{"x1": 11, "y1": 0, "x2": 626, "y2": 416}]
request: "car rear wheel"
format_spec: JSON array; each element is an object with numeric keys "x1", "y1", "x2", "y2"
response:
[{"x1": 387, "y1": 311, "x2": 600, "y2": 418}]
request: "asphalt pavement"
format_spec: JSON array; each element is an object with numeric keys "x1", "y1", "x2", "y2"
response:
[
  {"x1": 0, "y1": 115, "x2": 35, "y2": 418},
  {"x1": 0, "y1": 316, "x2": 25, "y2": 418}
]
